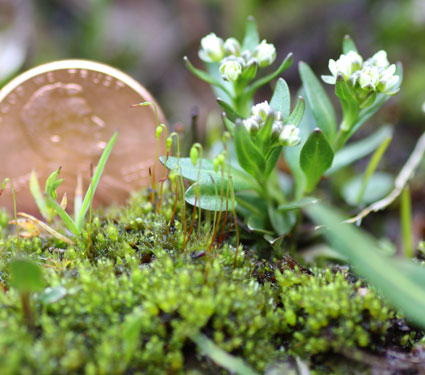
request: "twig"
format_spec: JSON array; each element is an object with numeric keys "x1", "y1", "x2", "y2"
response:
[{"x1": 346, "y1": 131, "x2": 425, "y2": 224}]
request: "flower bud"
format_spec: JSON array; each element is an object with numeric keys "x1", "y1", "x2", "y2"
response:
[
  {"x1": 243, "y1": 116, "x2": 262, "y2": 135},
  {"x1": 279, "y1": 125, "x2": 300, "y2": 147},
  {"x1": 198, "y1": 33, "x2": 225, "y2": 63},
  {"x1": 224, "y1": 37, "x2": 241, "y2": 56},
  {"x1": 251, "y1": 101, "x2": 272, "y2": 122},
  {"x1": 272, "y1": 120, "x2": 284, "y2": 137},
  {"x1": 240, "y1": 58, "x2": 259, "y2": 81},
  {"x1": 254, "y1": 40, "x2": 276, "y2": 68},
  {"x1": 359, "y1": 66, "x2": 380, "y2": 90},
  {"x1": 219, "y1": 58, "x2": 243, "y2": 81}
]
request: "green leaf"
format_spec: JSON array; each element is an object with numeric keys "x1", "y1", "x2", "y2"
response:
[
  {"x1": 161, "y1": 157, "x2": 258, "y2": 191},
  {"x1": 278, "y1": 197, "x2": 319, "y2": 211},
  {"x1": 217, "y1": 98, "x2": 243, "y2": 123},
  {"x1": 335, "y1": 74, "x2": 359, "y2": 133},
  {"x1": 255, "y1": 115, "x2": 274, "y2": 154},
  {"x1": 284, "y1": 91, "x2": 315, "y2": 199},
  {"x1": 242, "y1": 16, "x2": 260, "y2": 51},
  {"x1": 299, "y1": 61, "x2": 337, "y2": 142},
  {"x1": 45, "y1": 168, "x2": 63, "y2": 201},
  {"x1": 305, "y1": 202, "x2": 425, "y2": 329},
  {"x1": 401, "y1": 186, "x2": 413, "y2": 258},
  {"x1": 185, "y1": 181, "x2": 234, "y2": 211},
  {"x1": 9, "y1": 259, "x2": 44, "y2": 293},
  {"x1": 300, "y1": 129, "x2": 334, "y2": 193},
  {"x1": 287, "y1": 96, "x2": 305, "y2": 126},
  {"x1": 270, "y1": 78, "x2": 290, "y2": 118},
  {"x1": 45, "y1": 194, "x2": 80, "y2": 237},
  {"x1": 40, "y1": 286, "x2": 67, "y2": 304},
  {"x1": 268, "y1": 207, "x2": 296, "y2": 236},
  {"x1": 247, "y1": 215, "x2": 273, "y2": 234},
  {"x1": 76, "y1": 131, "x2": 118, "y2": 231},
  {"x1": 245, "y1": 53, "x2": 293, "y2": 97},
  {"x1": 234, "y1": 124, "x2": 266, "y2": 181},
  {"x1": 236, "y1": 191, "x2": 269, "y2": 218},
  {"x1": 357, "y1": 134, "x2": 392, "y2": 203},
  {"x1": 184, "y1": 57, "x2": 232, "y2": 98},
  {"x1": 342, "y1": 35, "x2": 358, "y2": 54},
  {"x1": 222, "y1": 114, "x2": 236, "y2": 135},
  {"x1": 29, "y1": 171, "x2": 49, "y2": 220},
  {"x1": 265, "y1": 146, "x2": 283, "y2": 178},
  {"x1": 342, "y1": 172, "x2": 393, "y2": 206},
  {"x1": 326, "y1": 126, "x2": 393, "y2": 175}
]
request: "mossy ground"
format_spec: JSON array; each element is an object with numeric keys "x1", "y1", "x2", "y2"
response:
[{"x1": 0, "y1": 189, "x2": 423, "y2": 375}]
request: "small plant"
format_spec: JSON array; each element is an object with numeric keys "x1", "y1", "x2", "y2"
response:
[
  {"x1": 22, "y1": 131, "x2": 118, "y2": 241},
  {"x1": 164, "y1": 18, "x2": 402, "y2": 244},
  {"x1": 9, "y1": 258, "x2": 44, "y2": 330}
]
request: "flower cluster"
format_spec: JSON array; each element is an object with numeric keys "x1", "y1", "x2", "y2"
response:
[
  {"x1": 198, "y1": 33, "x2": 276, "y2": 82},
  {"x1": 243, "y1": 101, "x2": 300, "y2": 146},
  {"x1": 322, "y1": 50, "x2": 400, "y2": 97}
]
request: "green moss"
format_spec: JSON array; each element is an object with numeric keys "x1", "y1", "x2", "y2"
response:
[{"x1": 0, "y1": 189, "x2": 420, "y2": 374}]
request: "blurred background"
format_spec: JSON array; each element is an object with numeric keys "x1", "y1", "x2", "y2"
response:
[{"x1": 1, "y1": 0, "x2": 425, "y2": 243}]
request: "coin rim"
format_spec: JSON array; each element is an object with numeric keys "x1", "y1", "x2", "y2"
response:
[{"x1": 0, "y1": 59, "x2": 164, "y2": 116}]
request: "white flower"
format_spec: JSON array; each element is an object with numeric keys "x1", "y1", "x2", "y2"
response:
[
  {"x1": 243, "y1": 115, "x2": 262, "y2": 134},
  {"x1": 253, "y1": 40, "x2": 276, "y2": 68},
  {"x1": 199, "y1": 33, "x2": 225, "y2": 63},
  {"x1": 279, "y1": 125, "x2": 300, "y2": 147},
  {"x1": 224, "y1": 38, "x2": 241, "y2": 56},
  {"x1": 272, "y1": 120, "x2": 284, "y2": 136},
  {"x1": 219, "y1": 58, "x2": 243, "y2": 81},
  {"x1": 377, "y1": 64, "x2": 399, "y2": 94},
  {"x1": 359, "y1": 66, "x2": 380, "y2": 90},
  {"x1": 251, "y1": 101, "x2": 273, "y2": 121},
  {"x1": 322, "y1": 51, "x2": 363, "y2": 84},
  {"x1": 365, "y1": 50, "x2": 390, "y2": 69}
]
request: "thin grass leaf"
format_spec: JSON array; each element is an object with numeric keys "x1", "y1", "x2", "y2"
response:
[
  {"x1": 401, "y1": 186, "x2": 413, "y2": 258},
  {"x1": 45, "y1": 168, "x2": 63, "y2": 200},
  {"x1": 357, "y1": 134, "x2": 392, "y2": 203},
  {"x1": 45, "y1": 195, "x2": 79, "y2": 237},
  {"x1": 245, "y1": 53, "x2": 293, "y2": 97},
  {"x1": 192, "y1": 334, "x2": 259, "y2": 375},
  {"x1": 29, "y1": 171, "x2": 49, "y2": 220},
  {"x1": 306, "y1": 202, "x2": 425, "y2": 329},
  {"x1": 326, "y1": 126, "x2": 393, "y2": 175},
  {"x1": 17, "y1": 212, "x2": 74, "y2": 245},
  {"x1": 76, "y1": 131, "x2": 118, "y2": 231}
]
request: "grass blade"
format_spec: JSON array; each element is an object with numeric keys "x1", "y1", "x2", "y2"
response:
[
  {"x1": 45, "y1": 195, "x2": 80, "y2": 237},
  {"x1": 17, "y1": 212, "x2": 74, "y2": 245},
  {"x1": 76, "y1": 131, "x2": 118, "y2": 231}
]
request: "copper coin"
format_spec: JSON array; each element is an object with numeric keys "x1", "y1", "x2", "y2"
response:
[{"x1": 0, "y1": 59, "x2": 166, "y2": 215}]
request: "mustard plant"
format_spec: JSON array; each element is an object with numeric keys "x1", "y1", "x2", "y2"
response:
[{"x1": 163, "y1": 19, "x2": 402, "y2": 245}]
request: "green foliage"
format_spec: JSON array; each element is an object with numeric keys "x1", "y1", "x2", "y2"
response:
[
  {"x1": 0, "y1": 189, "x2": 412, "y2": 374},
  {"x1": 35, "y1": 131, "x2": 118, "y2": 239},
  {"x1": 9, "y1": 259, "x2": 44, "y2": 293},
  {"x1": 305, "y1": 202, "x2": 425, "y2": 329},
  {"x1": 299, "y1": 62, "x2": 337, "y2": 143},
  {"x1": 300, "y1": 129, "x2": 334, "y2": 193}
]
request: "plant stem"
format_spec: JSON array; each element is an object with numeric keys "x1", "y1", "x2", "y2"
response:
[{"x1": 401, "y1": 185, "x2": 414, "y2": 258}]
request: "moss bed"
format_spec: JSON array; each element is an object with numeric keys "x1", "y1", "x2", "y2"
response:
[{"x1": 0, "y1": 189, "x2": 424, "y2": 375}]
